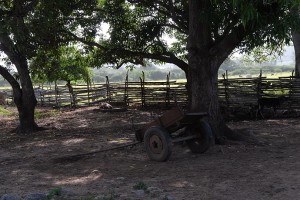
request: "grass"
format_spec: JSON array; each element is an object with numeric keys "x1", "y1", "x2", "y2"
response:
[
  {"x1": 0, "y1": 107, "x2": 14, "y2": 116},
  {"x1": 0, "y1": 107, "x2": 60, "y2": 118},
  {"x1": 93, "y1": 190, "x2": 118, "y2": 200},
  {"x1": 47, "y1": 187, "x2": 62, "y2": 200},
  {"x1": 80, "y1": 196, "x2": 96, "y2": 200},
  {"x1": 35, "y1": 109, "x2": 61, "y2": 120},
  {"x1": 133, "y1": 181, "x2": 148, "y2": 191}
]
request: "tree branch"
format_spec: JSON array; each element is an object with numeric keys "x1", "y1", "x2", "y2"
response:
[
  {"x1": 65, "y1": 31, "x2": 189, "y2": 73},
  {"x1": 0, "y1": 29, "x2": 24, "y2": 68},
  {"x1": 23, "y1": 0, "x2": 40, "y2": 14},
  {"x1": 0, "y1": 65, "x2": 22, "y2": 103},
  {"x1": 115, "y1": 49, "x2": 188, "y2": 73},
  {"x1": 210, "y1": 24, "x2": 247, "y2": 67},
  {"x1": 63, "y1": 31, "x2": 106, "y2": 50}
]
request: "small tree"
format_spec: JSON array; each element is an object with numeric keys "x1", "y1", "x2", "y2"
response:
[{"x1": 0, "y1": 0, "x2": 99, "y2": 134}]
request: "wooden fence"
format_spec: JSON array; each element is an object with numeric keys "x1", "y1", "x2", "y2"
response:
[{"x1": 3, "y1": 73, "x2": 300, "y2": 114}]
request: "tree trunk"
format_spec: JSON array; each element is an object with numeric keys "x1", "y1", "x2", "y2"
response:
[
  {"x1": 0, "y1": 62, "x2": 39, "y2": 134},
  {"x1": 15, "y1": 60, "x2": 39, "y2": 134},
  {"x1": 292, "y1": 31, "x2": 300, "y2": 77},
  {"x1": 187, "y1": 56, "x2": 226, "y2": 141},
  {"x1": 187, "y1": 0, "x2": 228, "y2": 142}
]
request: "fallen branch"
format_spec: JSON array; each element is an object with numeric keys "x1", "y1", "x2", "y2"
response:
[{"x1": 53, "y1": 141, "x2": 142, "y2": 163}]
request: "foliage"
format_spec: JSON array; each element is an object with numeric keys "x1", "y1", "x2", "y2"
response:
[
  {"x1": 92, "y1": 190, "x2": 118, "y2": 200},
  {"x1": 133, "y1": 181, "x2": 148, "y2": 190},
  {"x1": 91, "y1": 64, "x2": 184, "y2": 82},
  {"x1": 85, "y1": 0, "x2": 300, "y2": 74},
  {"x1": 0, "y1": 0, "x2": 101, "y2": 133},
  {"x1": 30, "y1": 46, "x2": 93, "y2": 84},
  {"x1": 0, "y1": 0, "x2": 100, "y2": 61},
  {"x1": 47, "y1": 187, "x2": 62, "y2": 200},
  {"x1": 0, "y1": 0, "x2": 100, "y2": 86}
]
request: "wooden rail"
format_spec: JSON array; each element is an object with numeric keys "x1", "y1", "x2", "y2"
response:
[{"x1": 3, "y1": 75, "x2": 300, "y2": 115}]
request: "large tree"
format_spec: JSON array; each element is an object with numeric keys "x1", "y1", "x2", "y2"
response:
[
  {"x1": 78, "y1": 0, "x2": 298, "y2": 141},
  {"x1": 293, "y1": 32, "x2": 300, "y2": 76},
  {"x1": 0, "y1": 0, "x2": 99, "y2": 134}
]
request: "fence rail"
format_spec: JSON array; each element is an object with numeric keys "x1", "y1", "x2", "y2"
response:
[{"x1": 2, "y1": 74, "x2": 300, "y2": 114}]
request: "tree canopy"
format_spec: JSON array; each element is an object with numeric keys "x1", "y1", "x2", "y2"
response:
[
  {"x1": 30, "y1": 46, "x2": 92, "y2": 84},
  {"x1": 83, "y1": 0, "x2": 300, "y2": 74}
]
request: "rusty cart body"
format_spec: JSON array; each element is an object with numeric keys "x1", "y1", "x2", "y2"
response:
[{"x1": 135, "y1": 106, "x2": 213, "y2": 161}]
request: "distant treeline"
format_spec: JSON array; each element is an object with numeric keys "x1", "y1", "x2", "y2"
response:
[
  {"x1": 219, "y1": 59, "x2": 294, "y2": 76},
  {"x1": 0, "y1": 63, "x2": 295, "y2": 86},
  {"x1": 91, "y1": 66, "x2": 186, "y2": 83}
]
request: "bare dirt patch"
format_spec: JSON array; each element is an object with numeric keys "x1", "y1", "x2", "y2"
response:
[{"x1": 0, "y1": 106, "x2": 300, "y2": 199}]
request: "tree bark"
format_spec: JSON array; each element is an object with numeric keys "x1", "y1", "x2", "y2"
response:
[
  {"x1": 186, "y1": 0, "x2": 250, "y2": 142},
  {"x1": 292, "y1": 31, "x2": 300, "y2": 77},
  {"x1": 187, "y1": 55, "x2": 226, "y2": 140},
  {"x1": 187, "y1": 0, "x2": 223, "y2": 141},
  {"x1": 15, "y1": 58, "x2": 39, "y2": 134},
  {"x1": 0, "y1": 39, "x2": 39, "y2": 134}
]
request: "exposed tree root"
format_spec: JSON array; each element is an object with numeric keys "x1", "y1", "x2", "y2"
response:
[
  {"x1": 14, "y1": 124, "x2": 47, "y2": 134},
  {"x1": 220, "y1": 125, "x2": 266, "y2": 146}
]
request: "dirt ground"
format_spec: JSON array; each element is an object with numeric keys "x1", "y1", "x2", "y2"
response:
[{"x1": 0, "y1": 106, "x2": 300, "y2": 200}]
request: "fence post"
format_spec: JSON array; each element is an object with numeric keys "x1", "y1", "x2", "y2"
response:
[
  {"x1": 288, "y1": 71, "x2": 294, "y2": 112},
  {"x1": 47, "y1": 82, "x2": 52, "y2": 106},
  {"x1": 54, "y1": 81, "x2": 59, "y2": 108},
  {"x1": 124, "y1": 71, "x2": 129, "y2": 106},
  {"x1": 106, "y1": 76, "x2": 111, "y2": 103},
  {"x1": 223, "y1": 70, "x2": 229, "y2": 109},
  {"x1": 41, "y1": 83, "x2": 45, "y2": 106},
  {"x1": 87, "y1": 76, "x2": 91, "y2": 106},
  {"x1": 165, "y1": 72, "x2": 171, "y2": 108},
  {"x1": 140, "y1": 76, "x2": 145, "y2": 108},
  {"x1": 66, "y1": 80, "x2": 76, "y2": 108},
  {"x1": 256, "y1": 70, "x2": 263, "y2": 101}
]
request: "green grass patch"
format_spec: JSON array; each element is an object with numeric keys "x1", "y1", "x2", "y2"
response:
[
  {"x1": 35, "y1": 109, "x2": 61, "y2": 120},
  {"x1": 96, "y1": 190, "x2": 118, "y2": 200},
  {"x1": 0, "y1": 107, "x2": 14, "y2": 116},
  {"x1": 133, "y1": 181, "x2": 148, "y2": 190},
  {"x1": 47, "y1": 187, "x2": 62, "y2": 200}
]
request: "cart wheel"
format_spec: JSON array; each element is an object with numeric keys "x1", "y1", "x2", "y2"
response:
[
  {"x1": 144, "y1": 126, "x2": 172, "y2": 162},
  {"x1": 185, "y1": 120, "x2": 212, "y2": 153}
]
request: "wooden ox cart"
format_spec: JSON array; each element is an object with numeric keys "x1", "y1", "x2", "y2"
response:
[{"x1": 135, "y1": 107, "x2": 213, "y2": 161}]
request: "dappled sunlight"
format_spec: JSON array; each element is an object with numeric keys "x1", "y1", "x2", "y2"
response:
[
  {"x1": 260, "y1": 131, "x2": 288, "y2": 137},
  {"x1": 2, "y1": 106, "x2": 300, "y2": 199},
  {"x1": 14, "y1": 141, "x2": 53, "y2": 150},
  {"x1": 77, "y1": 118, "x2": 89, "y2": 128},
  {"x1": 62, "y1": 138, "x2": 86, "y2": 146},
  {"x1": 170, "y1": 180, "x2": 195, "y2": 188},
  {"x1": 11, "y1": 169, "x2": 22, "y2": 175},
  {"x1": 54, "y1": 173, "x2": 103, "y2": 185},
  {"x1": 108, "y1": 137, "x2": 132, "y2": 144}
]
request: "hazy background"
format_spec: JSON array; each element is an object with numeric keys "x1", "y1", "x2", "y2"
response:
[{"x1": 0, "y1": 46, "x2": 296, "y2": 86}]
